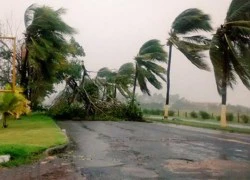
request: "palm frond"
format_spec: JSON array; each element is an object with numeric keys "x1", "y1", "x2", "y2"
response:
[
  {"x1": 143, "y1": 69, "x2": 163, "y2": 90},
  {"x1": 173, "y1": 39, "x2": 210, "y2": 71},
  {"x1": 209, "y1": 35, "x2": 237, "y2": 95},
  {"x1": 118, "y1": 62, "x2": 135, "y2": 76},
  {"x1": 182, "y1": 35, "x2": 211, "y2": 46},
  {"x1": 225, "y1": 34, "x2": 250, "y2": 89},
  {"x1": 137, "y1": 66, "x2": 150, "y2": 95},
  {"x1": 172, "y1": 8, "x2": 212, "y2": 34},
  {"x1": 139, "y1": 61, "x2": 166, "y2": 81},
  {"x1": 97, "y1": 67, "x2": 113, "y2": 78},
  {"x1": 139, "y1": 39, "x2": 160, "y2": 53},
  {"x1": 226, "y1": 0, "x2": 250, "y2": 22}
]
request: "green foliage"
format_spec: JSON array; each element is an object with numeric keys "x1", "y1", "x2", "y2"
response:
[
  {"x1": 143, "y1": 109, "x2": 163, "y2": 116},
  {"x1": 199, "y1": 111, "x2": 210, "y2": 119},
  {"x1": 169, "y1": 110, "x2": 175, "y2": 117},
  {"x1": 48, "y1": 102, "x2": 85, "y2": 120},
  {"x1": 165, "y1": 8, "x2": 212, "y2": 118},
  {"x1": 21, "y1": 4, "x2": 84, "y2": 108},
  {"x1": 0, "y1": 85, "x2": 31, "y2": 127},
  {"x1": 169, "y1": 8, "x2": 212, "y2": 71},
  {"x1": 124, "y1": 102, "x2": 143, "y2": 121},
  {"x1": 0, "y1": 145, "x2": 44, "y2": 167},
  {"x1": 209, "y1": 0, "x2": 250, "y2": 97},
  {"x1": 241, "y1": 115, "x2": 249, "y2": 124},
  {"x1": 172, "y1": 8, "x2": 212, "y2": 34},
  {"x1": 161, "y1": 119, "x2": 250, "y2": 135},
  {"x1": 96, "y1": 63, "x2": 134, "y2": 99},
  {"x1": 226, "y1": 112, "x2": 234, "y2": 122},
  {"x1": 97, "y1": 100, "x2": 143, "y2": 121},
  {"x1": 190, "y1": 111, "x2": 198, "y2": 118},
  {"x1": 133, "y1": 39, "x2": 167, "y2": 98},
  {"x1": 0, "y1": 113, "x2": 67, "y2": 167},
  {"x1": 216, "y1": 113, "x2": 235, "y2": 122}
]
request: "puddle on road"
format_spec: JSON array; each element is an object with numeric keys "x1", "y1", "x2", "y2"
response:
[
  {"x1": 164, "y1": 159, "x2": 250, "y2": 177},
  {"x1": 121, "y1": 166, "x2": 158, "y2": 178}
]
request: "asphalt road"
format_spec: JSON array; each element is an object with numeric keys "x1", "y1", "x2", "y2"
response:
[{"x1": 58, "y1": 121, "x2": 250, "y2": 179}]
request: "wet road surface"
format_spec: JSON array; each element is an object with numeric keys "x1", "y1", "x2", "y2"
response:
[{"x1": 58, "y1": 121, "x2": 250, "y2": 179}]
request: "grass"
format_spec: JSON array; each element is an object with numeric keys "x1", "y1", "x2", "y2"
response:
[
  {"x1": 145, "y1": 117, "x2": 250, "y2": 135},
  {"x1": 0, "y1": 113, "x2": 67, "y2": 167}
]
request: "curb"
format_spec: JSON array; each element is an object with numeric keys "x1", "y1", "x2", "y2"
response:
[{"x1": 44, "y1": 129, "x2": 69, "y2": 156}]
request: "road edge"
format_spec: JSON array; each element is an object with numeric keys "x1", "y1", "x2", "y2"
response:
[{"x1": 44, "y1": 129, "x2": 69, "y2": 156}]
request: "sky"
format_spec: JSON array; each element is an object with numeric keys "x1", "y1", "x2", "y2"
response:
[{"x1": 0, "y1": 0, "x2": 250, "y2": 108}]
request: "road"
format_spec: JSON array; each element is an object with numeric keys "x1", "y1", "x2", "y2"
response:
[{"x1": 58, "y1": 121, "x2": 250, "y2": 179}]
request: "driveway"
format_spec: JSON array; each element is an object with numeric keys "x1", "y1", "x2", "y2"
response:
[{"x1": 58, "y1": 121, "x2": 250, "y2": 179}]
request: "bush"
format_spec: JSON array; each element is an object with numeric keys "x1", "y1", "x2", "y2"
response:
[
  {"x1": 169, "y1": 110, "x2": 175, "y2": 117},
  {"x1": 48, "y1": 102, "x2": 86, "y2": 120},
  {"x1": 124, "y1": 102, "x2": 143, "y2": 121},
  {"x1": 97, "y1": 100, "x2": 143, "y2": 122},
  {"x1": 190, "y1": 111, "x2": 198, "y2": 118},
  {"x1": 142, "y1": 109, "x2": 163, "y2": 116},
  {"x1": 241, "y1": 115, "x2": 249, "y2": 124},
  {"x1": 199, "y1": 111, "x2": 210, "y2": 119},
  {"x1": 226, "y1": 112, "x2": 234, "y2": 122}
]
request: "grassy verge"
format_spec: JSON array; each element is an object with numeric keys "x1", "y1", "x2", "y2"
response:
[
  {"x1": 0, "y1": 113, "x2": 67, "y2": 167},
  {"x1": 146, "y1": 117, "x2": 250, "y2": 134}
]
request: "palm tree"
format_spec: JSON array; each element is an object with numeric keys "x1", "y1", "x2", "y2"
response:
[
  {"x1": 165, "y1": 8, "x2": 212, "y2": 118},
  {"x1": 132, "y1": 39, "x2": 167, "y2": 105},
  {"x1": 0, "y1": 85, "x2": 30, "y2": 128},
  {"x1": 209, "y1": 0, "x2": 250, "y2": 127},
  {"x1": 20, "y1": 4, "x2": 76, "y2": 108},
  {"x1": 96, "y1": 62, "x2": 134, "y2": 100}
]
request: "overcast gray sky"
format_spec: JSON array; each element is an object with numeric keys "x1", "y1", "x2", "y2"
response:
[{"x1": 1, "y1": 0, "x2": 250, "y2": 107}]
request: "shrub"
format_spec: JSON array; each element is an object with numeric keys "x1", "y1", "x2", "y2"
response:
[
  {"x1": 96, "y1": 100, "x2": 143, "y2": 121},
  {"x1": 124, "y1": 102, "x2": 143, "y2": 121},
  {"x1": 226, "y1": 112, "x2": 234, "y2": 122},
  {"x1": 169, "y1": 110, "x2": 175, "y2": 117},
  {"x1": 199, "y1": 111, "x2": 210, "y2": 119},
  {"x1": 190, "y1": 111, "x2": 198, "y2": 118},
  {"x1": 142, "y1": 109, "x2": 163, "y2": 116},
  {"x1": 48, "y1": 102, "x2": 86, "y2": 120},
  {"x1": 241, "y1": 115, "x2": 249, "y2": 124}
]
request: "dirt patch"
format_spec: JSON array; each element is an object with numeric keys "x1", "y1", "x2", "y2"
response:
[
  {"x1": 164, "y1": 159, "x2": 250, "y2": 176},
  {"x1": 0, "y1": 156, "x2": 82, "y2": 180}
]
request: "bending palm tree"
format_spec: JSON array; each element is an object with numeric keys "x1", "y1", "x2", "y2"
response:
[
  {"x1": 21, "y1": 4, "x2": 76, "y2": 107},
  {"x1": 96, "y1": 62, "x2": 134, "y2": 100},
  {"x1": 165, "y1": 8, "x2": 212, "y2": 118},
  {"x1": 132, "y1": 39, "x2": 167, "y2": 105},
  {"x1": 209, "y1": 0, "x2": 250, "y2": 127}
]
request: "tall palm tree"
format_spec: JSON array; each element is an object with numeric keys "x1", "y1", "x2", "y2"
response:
[
  {"x1": 165, "y1": 8, "x2": 212, "y2": 118},
  {"x1": 209, "y1": 0, "x2": 250, "y2": 127},
  {"x1": 21, "y1": 4, "x2": 76, "y2": 107},
  {"x1": 132, "y1": 39, "x2": 167, "y2": 105},
  {"x1": 96, "y1": 62, "x2": 134, "y2": 100}
]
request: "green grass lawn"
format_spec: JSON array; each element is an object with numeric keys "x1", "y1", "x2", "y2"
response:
[
  {"x1": 146, "y1": 117, "x2": 250, "y2": 134},
  {"x1": 0, "y1": 113, "x2": 67, "y2": 167}
]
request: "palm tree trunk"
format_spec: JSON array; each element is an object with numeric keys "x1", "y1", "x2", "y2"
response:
[
  {"x1": 221, "y1": 86, "x2": 227, "y2": 127},
  {"x1": 20, "y1": 49, "x2": 29, "y2": 97},
  {"x1": 114, "y1": 84, "x2": 117, "y2": 99},
  {"x1": 164, "y1": 44, "x2": 173, "y2": 119},
  {"x1": 2, "y1": 112, "x2": 8, "y2": 128},
  {"x1": 131, "y1": 64, "x2": 138, "y2": 106},
  {"x1": 220, "y1": 41, "x2": 228, "y2": 127}
]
